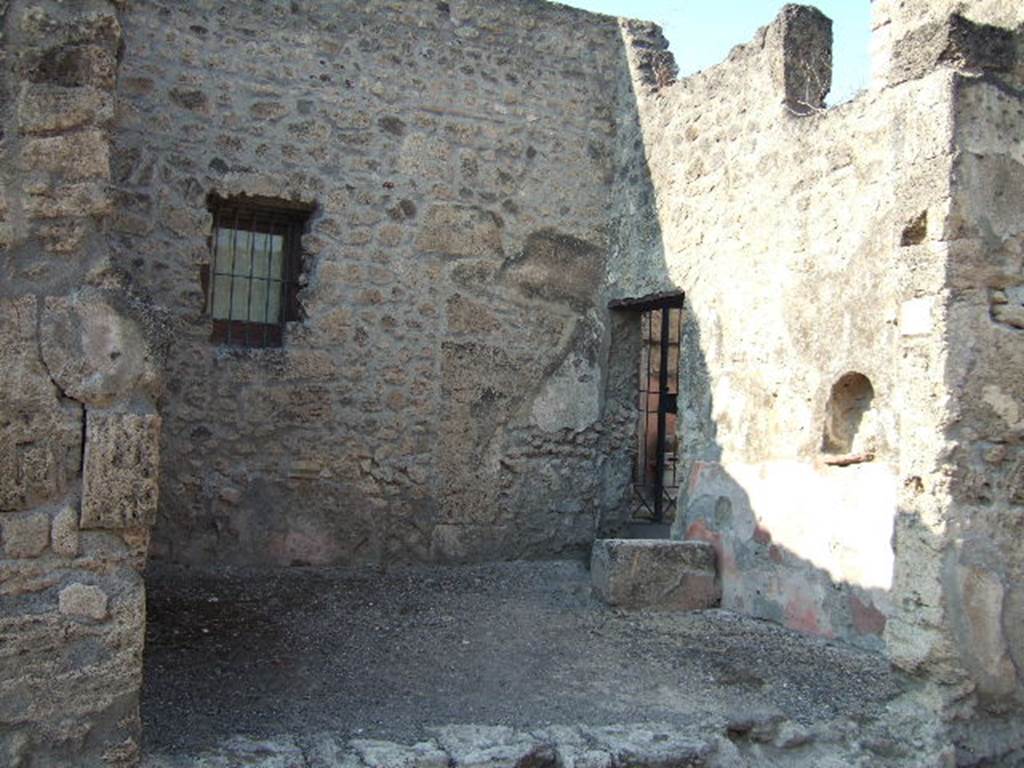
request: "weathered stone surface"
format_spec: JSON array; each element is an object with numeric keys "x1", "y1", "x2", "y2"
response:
[
  {"x1": 1, "y1": 510, "x2": 51, "y2": 558},
  {"x1": 82, "y1": 410, "x2": 161, "y2": 529},
  {"x1": 51, "y1": 504, "x2": 80, "y2": 557},
  {"x1": 504, "y1": 231, "x2": 603, "y2": 310},
  {"x1": 41, "y1": 291, "x2": 154, "y2": 406},
  {"x1": 23, "y1": 180, "x2": 112, "y2": 220},
  {"x1": 591, "y1": 539, "x2": 720, "y2": 611},
  {"x1": 0, "y1": 297, "x2": 83, "y2": 513},
  {"x1": 58, "y1": 582, "x2": 109, "y2": 620},
  {"x1": 19, "y1": 129, "x2": 110, "y2": 180},
  {"x1": 415, "y1": 205, "x2": 504, "y2": 259},
  {"x1": 433, "y1": 725, "x2": 545, "y2": 768},
  {"x1": 888, "y1": 14, "x2": 1018, "y2": 86},
  {"x1": 17, "y1": 83, "x2": 114, "y2": 134},
  {"x1": 351, "y1": 738, "x2": 449, "y2": 768}
]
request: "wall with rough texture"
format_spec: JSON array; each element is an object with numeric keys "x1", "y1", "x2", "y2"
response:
[
  {"x1": 0, "y1": 1, "x2": 163, "y2": 765},
  {"x1": 610, "y1": 6, "x2": 928, "y2": 651},
  {"x1": 871, "y1": 0, "x2": 1024, "y2": 89},
  {"x1": 940, "y1": 71, "x2": 1024, "y2": 762},
  {"x1": 111, "y1": 0, "x2": 636, "y2": 567},
  {"x1": 610, "y1": 1, "x2": 1024, "y2": 761}
]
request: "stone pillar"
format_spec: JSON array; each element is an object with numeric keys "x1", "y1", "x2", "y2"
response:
[{"x1": 0, "y1": 2, "x2": 162, "y2": 765}]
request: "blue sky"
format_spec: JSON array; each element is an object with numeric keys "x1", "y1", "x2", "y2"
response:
[{"x1": 561, "y1": 1, "x2": 872, "y2": 103}]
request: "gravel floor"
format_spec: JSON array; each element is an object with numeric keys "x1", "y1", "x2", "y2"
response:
[{"x1": 141, "y1": 559, "x2": 906, "y2": 755}]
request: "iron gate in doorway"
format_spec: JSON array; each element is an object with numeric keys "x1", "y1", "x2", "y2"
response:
[{"x1": 613, "y1": 294, "x2": 685, "y2": 523}]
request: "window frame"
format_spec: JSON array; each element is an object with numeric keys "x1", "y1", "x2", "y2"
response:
[{"x1": 204, "y1": 197, "x2": 309, "y2": 348}]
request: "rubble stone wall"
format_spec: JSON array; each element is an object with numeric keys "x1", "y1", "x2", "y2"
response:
[
  {"x1": 610, "y1": 1, "x2": 1024, "y2": 759},
  {"x1": 111, "y1": 0, "x2": 636, "y2": 567},
  {"x1": 0, "y1": 1, "x2": 162, "y2": 765},
  {"x1": 610, "y1": 7, "x2": 938, "y2": 650}
]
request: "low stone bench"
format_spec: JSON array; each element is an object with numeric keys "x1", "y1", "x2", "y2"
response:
[{"x1": 591, "y1": 539, "x2": 720, "y2": 611}]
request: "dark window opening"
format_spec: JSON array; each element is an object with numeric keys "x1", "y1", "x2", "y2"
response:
[{"x1": 205, "y1": 196, "x2": 311, "y2": 348}]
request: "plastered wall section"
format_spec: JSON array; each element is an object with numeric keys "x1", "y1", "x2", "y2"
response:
[
  {"x1": 0, "y1": 1, "x2": 162, "y2": 765},
  {"x1": 610, "y1": 8, "x2": 959, "y2": 650},
  {"x1": 112, "y1": 0, "x2": 636, "y2": 567}
]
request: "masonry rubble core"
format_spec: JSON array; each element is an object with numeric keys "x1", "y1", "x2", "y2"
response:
[{"x1": 0, "y1": 0, "x2": 1022, "y2": 765}]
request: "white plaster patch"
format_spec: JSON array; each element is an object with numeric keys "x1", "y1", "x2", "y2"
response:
[
  {"x1": 725, "y1": 460, "x2": 898, "y2": 591},
  {"x1": 899, "y1": 297, "x2": 932, "y2": 337}
]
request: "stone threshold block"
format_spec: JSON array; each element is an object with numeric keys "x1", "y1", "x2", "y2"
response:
[{"x1": 591, "y1": 539, "x2": 720, "y2": 611}]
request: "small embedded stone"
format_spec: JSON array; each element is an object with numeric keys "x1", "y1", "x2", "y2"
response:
[
  {"x1": 219, "y1": 486, "x2": 242, "y2": 505},
  {"x1": 51, "y1": 505, "x2": 80, "y2": 557},
  {"x1": 59, "y1": 583, "x2": 108, "y2": 620},
  {"x1": 168, "y1": 87, "x2": 209, "y2": 114},
  {"x1": 1, "y1": 511, "x2": 51, "y2": 558}
]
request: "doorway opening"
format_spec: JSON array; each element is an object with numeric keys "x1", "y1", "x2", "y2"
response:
[{"x1": 611, "y1": 293, "x2": 685, "y2": 524}]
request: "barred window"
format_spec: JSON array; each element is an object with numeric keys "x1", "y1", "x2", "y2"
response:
[{"x1": 206, "y1": 198, "x2": 309, "y2": 347}]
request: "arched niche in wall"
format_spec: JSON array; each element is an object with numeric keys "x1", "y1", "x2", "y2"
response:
[{"x1": 821, "y1": 372, "x2": 875, "y2": 456}]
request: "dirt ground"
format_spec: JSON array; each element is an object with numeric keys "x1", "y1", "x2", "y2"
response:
[{"x1": 141, "y1": 559, "x2": 906, "y2": 758}]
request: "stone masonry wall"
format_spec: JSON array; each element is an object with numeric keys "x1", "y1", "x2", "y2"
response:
[
  {"x1": 0, "y1": 1, "x2": 163, "y2": 765},
  {"x1": 610, "y1": 6, "x2": 948, "y2": 651},
  {"x1": 611, "y1": 2, "x2": 1024, "y2": 760},
  {"x1": 940, "y1": 70, "x2": 1024, "y2": 761},
  {"x1": 112, "y1": 0, "x2": 635, "y2": 567}
]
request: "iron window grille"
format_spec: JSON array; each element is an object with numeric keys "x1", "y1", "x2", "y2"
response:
[{"x1": 205, "y1": 198, "x2": 309, "y2": 348}]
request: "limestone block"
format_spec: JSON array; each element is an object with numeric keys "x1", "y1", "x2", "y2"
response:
[
  {"x1": 767, "y1": 4, "x2": 833, "y2": 113},
  {"x1": 951, "y1": 565, "x2": 1019, "y2": 705},
  {"x1": 19, "y1": 129, "x2": 110, "y2": 181},
  {"x1": 17, "y1": 84, "x2": 114, "y2": 134},
  {"x1": 81, "y1": 411, "x2": 161, "y2": 529},
  {"x1": 24, "y1": 181, "x2": 112, "y2": 220},
  {"x1": 1, "y1": 510, "x2": 51, "y2": 558},
  {"x1": 58, "y1": 583, "x2": 108, "y2": 620},
  {"x1": 0, "y1": 297, "x2": 83, "y2": 512},
  {"x1": 590, "y1": 539, "x2": 720, "y2": 611},
  {"x1": 41, "y1": 291, "x2": 153, "y2": 406},
  {"x1": 415, "y1": 205, "x2": 503, "y2": 259},
  {"x1": 51, "y1": 504, "x2": 80, "y2": 557}
]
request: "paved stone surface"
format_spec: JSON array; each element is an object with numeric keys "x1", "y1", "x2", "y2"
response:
[{"x1": 142, "y1": 560, "x2": 911, "y2": 763}]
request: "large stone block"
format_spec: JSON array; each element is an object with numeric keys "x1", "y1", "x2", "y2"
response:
[
  {"x1": 17, "y1": 83, "x2": 114, "y2": 134},
  {"x1": 591, "y1": 539, "x2": 720, "y2": 611},
  {"x1": 0, "y1": 298, "x2": 83, "y2": 512},
  {"x1": 81, "y1": 411, "x2": 161, "y2": 529},
  {"x1": 19, "y1": 129, "x2": 110, "y2": 181},
  {"x1": 41, "y1": 291, "x2": 154, "y2": 406}
]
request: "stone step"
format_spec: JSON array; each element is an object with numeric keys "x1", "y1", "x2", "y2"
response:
[{"x1": 590, "y1": 538, "x2": 720, "y2": 611}]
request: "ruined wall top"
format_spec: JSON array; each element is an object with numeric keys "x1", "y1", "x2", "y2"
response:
[{"x1": 871, "y1": 0, "x2": 1024, "y2": 88}]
